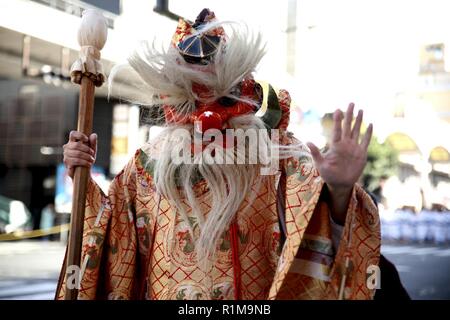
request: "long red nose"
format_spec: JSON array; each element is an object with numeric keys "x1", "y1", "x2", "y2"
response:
[{"x1": 193, "y1": 111, "x2": 223, "y2": 133}]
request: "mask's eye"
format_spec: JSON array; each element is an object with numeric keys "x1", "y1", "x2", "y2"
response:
[
  {"x1": 217, "y1": 84, "x2": 241, "y2": 107},
  {"x1": 182, "y1": 55, "x2": 210, "y2": 65},
  {"x1": 217, "y1": 96, "x2": 236, "y2": 106}
]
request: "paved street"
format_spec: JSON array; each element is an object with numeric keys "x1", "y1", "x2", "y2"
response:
[
  {"x1": 0, "y1": 240, "x2": 449, "y2": 299},
  {"x1": 0, "y1": 241, "x2": 64, "y2": 300},
  {"x1": 381, "y1": 244, "x2": 450, "y2": 299}
]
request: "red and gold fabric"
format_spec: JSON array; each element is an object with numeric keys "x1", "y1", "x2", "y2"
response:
[{"x1": 56, "y1": 89, "x2": 380, "y2": 300}]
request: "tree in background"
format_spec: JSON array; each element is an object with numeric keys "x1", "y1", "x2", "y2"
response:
[{"x1": 362, "y1": 136, "x2": 399, "y2": 203}]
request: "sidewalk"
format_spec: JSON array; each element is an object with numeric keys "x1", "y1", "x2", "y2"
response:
[
  {"x1": 0, "y1": 240, "x2": 65, "y2": 299},
  {"x1": 1, "y1": 241, "x2": 449, "y2": 299}
]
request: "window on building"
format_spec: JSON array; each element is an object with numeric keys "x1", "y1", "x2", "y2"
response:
[{"x1": 419, "y1": 43, "x2": 446, "y2": 74}]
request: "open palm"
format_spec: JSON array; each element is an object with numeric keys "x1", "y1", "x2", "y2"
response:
[{"x1": 307, "y1": 103, "x2": 373, "y2": 190}]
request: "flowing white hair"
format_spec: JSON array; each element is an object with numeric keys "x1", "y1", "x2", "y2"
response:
[
  {"x1": 107, "y1": 20, "x2": 311, "y2": 269},
  {"x1": 108, "y1": 21, "x2": 266, "y2": 119}
]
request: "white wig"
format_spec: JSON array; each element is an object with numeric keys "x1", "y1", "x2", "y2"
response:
[{"x1": 108, "y1": 21, "x2": 266, "y2": 120}]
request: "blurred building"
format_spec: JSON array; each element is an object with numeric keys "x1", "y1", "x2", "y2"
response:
[
  {"x1": 375, "y1": 43, "x2": 450, "y2": 211},
  {"x1": 4, "y1": 0, "x2": 446, "y2": 229},
  {"x1": 287, "y1": 0, "x2": 450, "y2": 212},
  {"x1": 0, "y1": 0, "x2": 177, "y2": 229},
  {"x1": 0, "y1": 0, "x2": 298, "y2": 230}
]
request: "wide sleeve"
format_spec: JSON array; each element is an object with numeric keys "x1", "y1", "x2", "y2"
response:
[
  {"x1": 269, "y1": 141, "x2": 380, "y2": 300},
  {"x1": 326, "y1": 184, "x2": 381, "y2": 299},
  {"x1": 56, "y1": 154, "x2": 139, "y2": 300}
]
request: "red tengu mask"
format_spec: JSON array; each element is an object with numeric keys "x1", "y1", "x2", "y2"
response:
[
  {"x1": 163, "y1": 8, "x2": 287, "y2": 133},
  {"x1": 163, "y1": 9, "x2": 260, "y2": 133}
]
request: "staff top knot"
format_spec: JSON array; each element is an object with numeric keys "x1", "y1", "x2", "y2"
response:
[
  {"x1": 77, "y1": 9, "x2": 108, "y2": 50},
  {"x1": 71, "y1": 9, "x2": 108, "y2": 86}
]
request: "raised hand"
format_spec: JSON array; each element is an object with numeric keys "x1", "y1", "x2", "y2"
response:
[
  {"x1": 63, "y1": 131, "x2": 98, "y2": 179},
  {"x1": 306, "y1": 103, "x2": 373, "y2": 224},
  {"x1": 307, "y1": 103, "x2": 372, "y2": 190}
]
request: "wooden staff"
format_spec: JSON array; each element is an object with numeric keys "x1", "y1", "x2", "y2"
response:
[{"x1": 64, "y1": 9, "x2": 108, "y2": 300}]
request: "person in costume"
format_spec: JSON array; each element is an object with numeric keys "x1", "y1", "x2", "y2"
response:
[{"x1": 57, "y1": 9, "x2": 380, "y2": 300}]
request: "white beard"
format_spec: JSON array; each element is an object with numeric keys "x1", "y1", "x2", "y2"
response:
[
  {"x1": 148, "y1": 114, "x2": 306, "y2": 267},
  {"x1": 106, "y1": 18, "x2": 313, "y2": 270}
]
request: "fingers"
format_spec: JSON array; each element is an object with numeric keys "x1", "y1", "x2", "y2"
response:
[
  {"x1": 351, "y1": 109, "x2": 363, "y2": 141},
  {"x1": 361, "y1": 123, "x2": 373, "y2": 150},
  {"x1": 332, "y1": 109, "x2": 344, "y2": 143},
  {"x1": 63, "y1": 141, "x2": 95, "y2": 156},
  {"x1": 69, "y1": 130, "x2": 89, "y2": 143},
  {"x1": 342, "y1": 102, "x2": 354, "y2": 138},
  {"x1": 89, "y1": 133, "x2": 98, "y2": 156},
  {"x1": 335, "y1": 103, "x2": 364, "y2": 142},
  {"x1": 307, "y1": 142, "x2": 324, "y2": 166},
  {"x1": 63, "y1": 131, "x2": 98, "y2": 178},
  {"x1": 64, "y1": 157, "x2": 94, "y2": 168},
  {"x1": 65, "y1": 149, "x2": 95, "y2": 162}
]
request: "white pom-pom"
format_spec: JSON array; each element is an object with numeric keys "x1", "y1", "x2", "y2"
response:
[
  {"x1": 71, "y1": 9, "x2": 108, "y2": 86},
  {"x1": 77, "y1": 9, "x2": 108, "y2": 51}
]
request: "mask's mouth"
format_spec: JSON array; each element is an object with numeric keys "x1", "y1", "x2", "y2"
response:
[{"x1": 193, "y1": 115, "x2": 238, "y2": 150}]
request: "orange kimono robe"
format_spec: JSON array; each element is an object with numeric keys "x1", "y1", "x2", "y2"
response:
[{"x1": 56, "y1": 143, "x2": 380, "y2": 300}]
